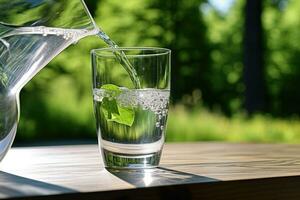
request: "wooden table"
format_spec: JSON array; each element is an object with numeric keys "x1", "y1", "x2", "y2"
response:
[{"x1": 1, "y1": 143, "x2": 300, "y2": 199}]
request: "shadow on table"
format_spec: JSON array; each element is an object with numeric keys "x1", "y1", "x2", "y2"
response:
[
  {"x1": 0, "y1": 171, "x2": 76, "y2": 198},
  {"x1": 107, "y1": 167, "x2": 219, "y2": 187}
]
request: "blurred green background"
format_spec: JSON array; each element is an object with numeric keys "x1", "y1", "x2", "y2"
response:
[{"x1": 17, "y1": 0, "x2": 300, "y2": 144}]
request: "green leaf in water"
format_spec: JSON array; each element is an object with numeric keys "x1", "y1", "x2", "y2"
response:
[
  {"x1": 106, "y1": 106, "x2": 135, "y2": 127},
  {"x1": 101, "y1": 84, "x2": 122, "y2": 96},
  {"x1": 102, "y1": 98, "x2": 119, "y2": 119},
  {"x1": 100, "y1": 84, "x2": 135, "y2": 126}
]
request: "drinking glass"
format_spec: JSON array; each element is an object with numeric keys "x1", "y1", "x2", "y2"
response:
[{"x1": 91, "y1": 47, "x2": 171, "y2": 169}]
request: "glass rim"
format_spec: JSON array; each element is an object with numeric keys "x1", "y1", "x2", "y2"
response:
[{"x1": 91, "y1": 47, "x2": 171, "y2": 58}]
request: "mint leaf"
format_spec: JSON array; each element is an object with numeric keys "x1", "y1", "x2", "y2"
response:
[
  {"x1": 100, "y1": 84, "x2": 135, "y2": 126},
  {"x1": 107, "y1": 106, "x2": 135, "y2": 126},
  {"x1": 101, "y1": 98, "x2": 119, "y2": 119},
  {"x1": 101, "y1": 84, "x2": 122, "y2": 96}
]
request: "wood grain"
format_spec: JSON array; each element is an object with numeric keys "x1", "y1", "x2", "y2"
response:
[{"x1": 0, "y1": 143, "x2": 300, "y2": 199}]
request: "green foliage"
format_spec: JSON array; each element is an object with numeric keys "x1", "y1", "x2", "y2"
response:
[
  {"x1": 263, "y1": 0, "x2": 300, "y2": 115},
  {"x1": 167, "y1": 105, "x2": 300, "y2": 143},
  {"x1": 202, "y1": 0, "x2": 245, "y2": 114},
  {"x1": 15, "y1": 0, "x2": 300, "y2": 143}
]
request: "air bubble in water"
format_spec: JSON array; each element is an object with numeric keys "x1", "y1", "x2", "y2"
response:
[{"x1": 93, "y1": 88, "x2": 169, "y2": 117}]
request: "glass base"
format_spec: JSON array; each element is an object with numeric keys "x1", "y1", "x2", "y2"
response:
[{"x1": 101, "y1": 148, "x2": 162, "y2": 169}]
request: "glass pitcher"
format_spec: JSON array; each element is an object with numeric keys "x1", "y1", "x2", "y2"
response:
[{"x1": 0, "y1": 0, "x2": 99, "y2": 161}]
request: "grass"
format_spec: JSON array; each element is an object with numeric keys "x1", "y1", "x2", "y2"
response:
[
  {"x1": 166, "y1": 105, "x2": 300, "y2": 143},
  {"x1": 17, "y1": 91, "x2": 300, "y2": 144}
]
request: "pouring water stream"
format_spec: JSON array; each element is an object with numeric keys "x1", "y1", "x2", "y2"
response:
[{"x1": 0, "y1": 7, "x2": 141, "y2": 161}]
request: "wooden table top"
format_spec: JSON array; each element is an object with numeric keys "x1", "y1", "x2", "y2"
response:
[{"x1": 1, "y1": 143, "x2": 300, "y2": 199}]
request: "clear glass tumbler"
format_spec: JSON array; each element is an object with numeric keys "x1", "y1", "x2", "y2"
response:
[{"x1": 91, "y1": 47, "x2": 171, "y2": 169}]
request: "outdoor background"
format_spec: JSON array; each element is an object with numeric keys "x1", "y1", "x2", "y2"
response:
[{"x1": 16, "y1": 0, "x2": 300, "y2": 145}]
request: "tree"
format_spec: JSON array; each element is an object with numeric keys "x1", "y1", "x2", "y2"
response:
[
  {"x1": 203, "y1": 0, "x2": 245, "y2": 114},
  {"x1": 263, "y1": 0, "x2": 300, "y2": 116},
  {"x1": 243, "y1": 0, "x2": 266, "y2": 114}
]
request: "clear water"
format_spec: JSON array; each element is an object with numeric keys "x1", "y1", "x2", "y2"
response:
[
  {"x1": 0, "y1": 23, "x2": 98, "y2": 161},
  {"x1": 0, "y1": 23, "x2": 93, "y2": 93},
  {"x1": 93, "y1": 88, "x2": 169, "y2": 168},
  {"x1": 96, "y1": 31, "x2": 141, "y2": 89},
  {"x1": 0, "y1": 22, "x2": 141, "y2": 162},
  {"x1": 0, "y1": 23, "x2": 140, "y2": 93}
]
